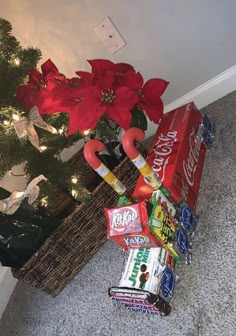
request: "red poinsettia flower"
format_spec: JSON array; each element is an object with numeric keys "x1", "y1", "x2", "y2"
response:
[
  {"x1": 28, "y1": 69, "x2": 44, "y2": 88},
  {"x1": 137, "y1": 78, "x2": 169, "y2": 123},
  {"x1": 86, "y1": 59, "x2": 141, "y2": 91},
  {"x1": 66, "y1": 85, "x2": 138, "y2": 135},
  {"x1": 16, "y1": 83, "x2": 42, "y2": 111},
  {"x1": 41, "y1": 58, "x2": 59, "y2": 77},
  {"x1": 16, "y1": 59, "x2": 73, "y2": 114},
  {"x1": 87, "y1": 59, "x2": 116, "y2": 90},
  {"x1": 66, "y1": 87, "x2": 105, "y2": 135},
  {"x1": 114, "y1": 71, "x2": 143, "y2": 90},
  {"x1": 75, "y1": 71, "x2": 95, "y2": 88}
]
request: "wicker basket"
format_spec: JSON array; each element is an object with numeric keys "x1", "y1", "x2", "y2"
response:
[{"x1": 12, "y1": 143, "x2": 147, "y2": 296}]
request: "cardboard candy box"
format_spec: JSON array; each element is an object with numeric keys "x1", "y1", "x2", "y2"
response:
[
  {"x1": 133, "y1": 102, "x2": 207, "y2": 211},
  {"x1": 109, "y1": 247, "x2": 176, "y2": 316}
]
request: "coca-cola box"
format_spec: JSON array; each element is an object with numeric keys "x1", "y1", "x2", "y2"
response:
[{"x1": 133, "y1": 102, "x2": 206, "y2": 210}]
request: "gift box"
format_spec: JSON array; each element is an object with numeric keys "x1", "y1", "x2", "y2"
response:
[{"x1": 133, "y1": 102, "x2": 206, "y2": 210}]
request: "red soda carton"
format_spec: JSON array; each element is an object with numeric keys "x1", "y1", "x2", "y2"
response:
[{"x1": 133, "y1": 102, "x2": 206, "y2": 210}]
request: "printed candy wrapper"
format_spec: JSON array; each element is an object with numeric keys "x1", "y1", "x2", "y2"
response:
[
  {"x1": 133, "y1": 102, "x2": 207, "y2": 211},
  {"x1": 109, "y1": 247, "x2": 176, "y2": 315},
  {"x1": 150, "y1": 190, "x2": 193, "y2": 262},
  {"x1": 106, "y1": 189, "x2": 192, "y2": 261},
  {"x1": 175, "y1": 200, "x2": 197, "y2": 235},
  {"x1": 105, "y1": 202, "x2": 144, "y2": 237},
  {"x1": 149, "y1": 190, "x2": 180, "y2": 260},
  {"x1": 105, "y1": 201, "x2": 160, "y2": 250}
]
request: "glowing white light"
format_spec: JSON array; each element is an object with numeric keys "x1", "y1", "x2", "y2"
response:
[
  {"x1": 71, "y1": 189, "x2": 78, "y2": 198},
  {"x1": 3, "y1": 120, "x2": 10, "y2": 125},
  {"x1": 71, "y1": 176, "x2": 78, "y2": 184},
  {"x1": 14, "y1": 58, "x2": 20, "y2": 66},
  {"x1": 58, "y1": 128, "x2": 64, "y2": 135},
  {"x1": 41, "y1": 197, "x2": 48, "y2": 207},
  {"x1": 40, "y1": 145, "x2": 47, "y2": 152},
  {"x1": 12, "y1": 113, "x2": 20, "y2": 121},
  {"x1": 84, "y1": 129, "x2": 91, "y2": 136}
]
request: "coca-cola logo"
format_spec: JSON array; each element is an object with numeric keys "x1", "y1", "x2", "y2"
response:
[
  {"x1": 123, "y1": 235, "x2": 150, "y2": 247},
  {"x1": 182, "y1": 127, "x2": 202, "y2": 187},
  {"x1": 111, "y1": 207, "x2": 138, "y2": 229},
  {"x1": 151, "y1": 131, "x2": 178, "y2": 181}
]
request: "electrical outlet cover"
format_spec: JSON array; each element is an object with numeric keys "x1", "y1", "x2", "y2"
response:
[{"x1": 94, "y1": 17, "x2": 126, "y2": 54}]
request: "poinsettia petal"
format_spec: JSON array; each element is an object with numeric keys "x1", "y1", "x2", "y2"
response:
[
  {"x1": 41, "y1": 59, "x2": 59, "y2": 76},
  {"x1": 115, "y1": 71, "x2": 143, "y2": 90},
  {"x1": 76, "y1": 71, "x2": 95, "y2": 81},
  {"x1": 74, "y1": 71, "x2": 95, "y2": 88},
  {"x1": 68, "y1": 77, "x2": 80, "y2": 87},
  {"x1": 66, "y1": 86, "x2": 105, "y2": 135},
  {"x1": 115, "y1": 86, "x2": 139, "y2": 110},
  {"x1": 67, "y1": 101, "x2": 105, "y2": 135},
  {"x1": 28, "y1": 69, "x2": 44, "y2": 87},
  {"x1": 107, "y1": 105, "x2": 132, "y2": 130},
  {"x1": 142, "y1": 78, "x2": 169, "y2": 98},
  {"x1": 87, "y1": 59, "x2": 115, "y2": 73},
  {"x1": 106, "y1": 87, "x2": 138, "y2": 129},
  {"x1": 138, "y1": 96, "x2": 164, "y2": 124},
  {"x1": 96, "y1": 71, "x2": 116, "y2": 90},
  {"x1": 16, "y1": 84, "x2": 41, "y2": 112},
  {"x1": 114, "y1": 63, "x2": 135, "y2": 73}
]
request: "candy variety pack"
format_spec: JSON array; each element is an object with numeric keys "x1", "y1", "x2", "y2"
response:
[
  {"x1": 133, "y1": 102, "x2": 208, "y2": 211},
  {"x1": 105, "y1": 190, "x2": 194, "y2": 263},
  {"x1": 104, "y1": 103, "x2": 214, "y2": 316}
]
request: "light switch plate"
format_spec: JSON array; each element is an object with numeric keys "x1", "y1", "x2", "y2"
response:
[{"x1": 94, "y1": 17, "x2": 126, "y2": 54}]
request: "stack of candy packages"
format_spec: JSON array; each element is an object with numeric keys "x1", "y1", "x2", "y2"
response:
[{"x1": 84, "y1": 102, "x2": 215, "y2": 316}]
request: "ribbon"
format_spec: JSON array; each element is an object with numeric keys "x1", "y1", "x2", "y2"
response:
[
  {"x1": 13, "y1": 106, "x2": 57, "y2": 152},
  {"x1": 0, "y1": 175, "x2": 47, "y2": 215}
]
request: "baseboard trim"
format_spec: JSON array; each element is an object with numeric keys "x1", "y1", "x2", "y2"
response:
[
  {"x1": 164, "y1": 65, "x2": 236, "y2": 113},
  {"x1": 0, "y1": 267, "x2": 17, "y2": 319},
  {"x1": 146, "y1": 65, "x2": 236, "y2": 137}
]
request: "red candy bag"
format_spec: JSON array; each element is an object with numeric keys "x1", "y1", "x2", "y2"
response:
[
  {"x1": 105, "y1": 202, "x2": 145, "y2": 237},
  {"x1": 105, "y1": 201, "x2": 161, "y2": 250}
]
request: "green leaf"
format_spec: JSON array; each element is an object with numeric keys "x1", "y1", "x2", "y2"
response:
[{"x1": 130, "y1": 106, "x2": 148, "y2": 131}]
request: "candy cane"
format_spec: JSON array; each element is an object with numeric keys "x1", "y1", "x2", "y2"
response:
[
  {"x1": 84, "y1": 139, "x2": 127, "y2": 195},
  {"x1": 122, "y1": 127, "x2": 162, "y2": 189}
]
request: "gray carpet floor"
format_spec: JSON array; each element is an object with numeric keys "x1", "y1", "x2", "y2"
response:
[{"x1": 1, "y1": 92, "x2": 236, "y2": 336}]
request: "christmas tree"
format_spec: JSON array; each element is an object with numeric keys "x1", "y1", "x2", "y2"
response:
[{"x1": 0, "y1": 18, "x2": 91, "y2": 212}]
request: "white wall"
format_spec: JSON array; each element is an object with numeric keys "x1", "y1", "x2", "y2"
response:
[{"x1": 1, "y1": 0, "x2": 236, "y2": 105}]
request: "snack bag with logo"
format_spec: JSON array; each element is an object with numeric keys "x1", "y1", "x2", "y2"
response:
[{"x1": 105, "y1": 201, "x2": 161, "y2": 250}]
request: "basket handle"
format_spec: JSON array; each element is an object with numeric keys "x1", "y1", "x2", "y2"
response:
[
  {"x1": 122, "y1": 127, "x2": 162, "y2": 189},
  {"x1": 84, "y1": 139, "x2": 127, "y2": 195}
]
